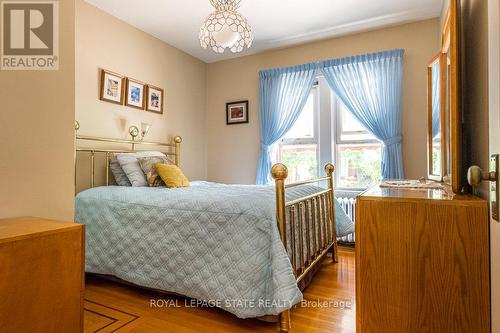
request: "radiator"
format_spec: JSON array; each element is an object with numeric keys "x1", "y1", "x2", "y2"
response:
[{"x1": 336, "y1": 196, "x2": 356, "y2": 243}]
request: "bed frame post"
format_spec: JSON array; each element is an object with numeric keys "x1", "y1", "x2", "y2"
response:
[
  {"x1": 174, "y1": 136, "x2": 182, "y2": 167},
  {"x1": 325, "y1": 163, "x2": 338, "y2": 263},
  {"x1": 272, "y1": 163, "x2": 288, "y2": 253},
  {"x1": 271, "y1": 163, "x2": 291, "y2": 333},
  {"x1": 279, "y1": 309, "x2": 291, "y2": 333}
]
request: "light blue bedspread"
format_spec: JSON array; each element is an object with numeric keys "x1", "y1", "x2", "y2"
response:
[{"x1": 75, "y1": 181, "x2": 352, "y2": 318}]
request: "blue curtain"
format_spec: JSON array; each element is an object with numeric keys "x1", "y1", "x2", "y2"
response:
[
  {"x1": 319, "y1": 49, "x2": 405, "y2": 179},
  {"x1": 256, "y1": 63, "x2": 317, "y2": 184},
  {"x1": 431, "y1": 60, "x2": 440, "y2": 138}
]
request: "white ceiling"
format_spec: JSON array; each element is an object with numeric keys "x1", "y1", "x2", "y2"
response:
[{"x1": 84, "y1": 0, "x2": 444, "y2": 63}]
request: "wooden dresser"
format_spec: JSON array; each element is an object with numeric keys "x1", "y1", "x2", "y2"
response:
[
  {"x1": 0, "y1": 217, "x2": 85, "y2": 333},
  {"x1": 356, "y1": 185, "x2": 490, "y2": 333}
]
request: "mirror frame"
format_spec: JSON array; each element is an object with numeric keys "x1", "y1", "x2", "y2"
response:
[
  {"x1": 441, "y1": 0, "x2": 462, "y2": 193},
  {"x1": 427, "y1": 53, "x2": 447, "y2": 181}
]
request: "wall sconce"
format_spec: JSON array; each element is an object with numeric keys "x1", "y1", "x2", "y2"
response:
[
  {"x1": 141, "y1": 122, "x2": 152, "y2": 139},
  {"x1": 128, "y1": 123, "x2": 151, "y2": 141},
  {"x1": 129, "y1": 125, "x2": 139, "y2": 140}
]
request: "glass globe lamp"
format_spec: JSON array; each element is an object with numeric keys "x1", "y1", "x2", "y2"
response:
[{"x1": 199, "y1": 0, "x2": 253, "y2": 54}]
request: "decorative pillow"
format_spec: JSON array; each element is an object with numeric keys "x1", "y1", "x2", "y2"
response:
[
  {"x1": 116, "y1": 151, "x2": 166, "y2": 187},
  {"x1": 137, "y1": 156, "x2": 172, "y2": 187},
  {"x1": 155, "y1": 164, "x2": 190, "y2": 188},
  {"x1": 109, "y1": 160, "x2": 132, "y2": 186}
]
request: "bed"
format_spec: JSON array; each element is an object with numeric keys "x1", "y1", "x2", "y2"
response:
[{"x1": 74, "y1": 125, "x2": 343, "y2": 332}]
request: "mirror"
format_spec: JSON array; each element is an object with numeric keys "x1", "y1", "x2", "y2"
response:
[
  {"x1": 440, "y1": 0, "x2": 462, "y2": 192},
  {"x1": 443, "y1": 48, "x2": 452, "y2": 182},
  {"x1": 427, "y1": 53, "x2": 446, "y2": 181}
]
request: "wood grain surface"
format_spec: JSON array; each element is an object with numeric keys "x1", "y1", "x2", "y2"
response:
[
  {"x1": 356, "y1": 186, "x2": 490, "y2": 332},
  {"x1": 0, "y1": 217, "x2": 85, "y2": 333}
]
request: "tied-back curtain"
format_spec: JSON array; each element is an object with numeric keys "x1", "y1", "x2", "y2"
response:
[
  {"x1": 319, "y1": 49, "x2": 405, "y2": 179},
  {"x1": 431, "y1": 60, "x2": 440, "y2": 137},
  {"x1": 256, "y1": 64, "x2": 317, "y2": 184}
]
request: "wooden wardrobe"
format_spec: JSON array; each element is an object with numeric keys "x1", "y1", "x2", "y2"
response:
[{"x1": 355, "y1": 185, "x2": 490, "y2": 332}]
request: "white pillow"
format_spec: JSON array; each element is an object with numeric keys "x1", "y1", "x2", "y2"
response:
[
  {"x1": 116, "y1": 151, "x2": 166, "y2": 187},
  {"x1": 109, "y1": 160, "x2": 132, "y2": 186}
]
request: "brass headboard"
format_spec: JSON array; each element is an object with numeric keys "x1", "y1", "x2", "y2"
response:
[{"x1": 74, "y1": 121, "x2": 181, "y2": 192}]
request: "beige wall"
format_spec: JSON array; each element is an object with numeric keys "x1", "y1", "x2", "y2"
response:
[
  {"x1": 0, "y1": 0, "x2": 75, "y2": 220},
  {"x1": 75, "y1": 0, "x2": 207, "y2": 181},
  {"x1": 206, "y1": 19, "x2": 440, "y2": 184}
]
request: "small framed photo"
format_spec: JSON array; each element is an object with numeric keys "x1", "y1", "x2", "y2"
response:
[
  {"x1": 125, "y1": 78, "x2": 145, "y2": 109},
  {"x1": 99, "y1": 69, "x2": 124, "y2": 105},
  {"x1": 146, "y1": 85, "x2": 164, "y2": 114},
  {"x1": 226, "y1": 100, "x2": 249, "y2": 125}
]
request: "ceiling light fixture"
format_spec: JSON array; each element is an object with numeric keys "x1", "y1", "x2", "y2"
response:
[{"x1": 199, "y1": 0, "x2": 253, "y2": 54}]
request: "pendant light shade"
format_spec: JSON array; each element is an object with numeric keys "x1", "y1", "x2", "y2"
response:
[{"x1": 199, "y1": 0, "x2": 253, "y2": 54}]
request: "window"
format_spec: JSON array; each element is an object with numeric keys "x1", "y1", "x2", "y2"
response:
[
  {"x1": 278, "y1": 79, "x2": 382, "y2": 189},
  {"x1": 278, "y1": 88, "x2": 319, "y2": 184},
  {"x1": 334, "y1": 100, "x2": 382, "y2": 189}
]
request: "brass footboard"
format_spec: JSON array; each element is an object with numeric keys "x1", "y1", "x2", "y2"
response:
[{"x1": 272, "y1": 163, "x2": 338, "y2": 333}]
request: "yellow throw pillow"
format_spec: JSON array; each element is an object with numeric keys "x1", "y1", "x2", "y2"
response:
[{"x1": 155, "y1": 164, "x2": 190, "y2": 188}]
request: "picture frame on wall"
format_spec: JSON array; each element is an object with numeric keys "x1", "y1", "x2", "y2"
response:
[
  {"x1": 125, "y1": 78, "x2": 145, "y2": 110},
  {"x1": 99, "y1": 69, "x2": 124, "y2": 105},
  {"x1": 226, "y1": 100, "x2": 249, "y2": 125},
  {"x1": 145, "y1": 85, "x2": 164, "y2": 114}
]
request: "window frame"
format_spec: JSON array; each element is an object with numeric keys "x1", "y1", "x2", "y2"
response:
[
  {"x1": 332, "y1": 97, "x2": 382, "y2": 191},
  {"x1": 278, "y1": 85, "x2": 320, "y2": 182},
  {"x1": 334, "y1": 99, "x2": 380, "y2": 145},
  {"x1": 276, "y1": 80, "x2": 383, "y2": 190},
  {"x1": 280, "y1": 84, "x2": 319, "y2": 146}
]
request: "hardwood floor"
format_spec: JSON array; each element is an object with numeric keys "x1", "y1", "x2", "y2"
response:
[{"x1": 84, "y1": 248, "x2": 355, "y2": 333}]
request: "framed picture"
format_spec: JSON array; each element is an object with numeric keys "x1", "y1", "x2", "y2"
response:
[
  {"x1": 146, "y1": 85, "x2": 164, "y2": 114},
  {"x1": 226, "y1": 100, "x2": 249, "y2": 125},
  {"x1": 125, "y1": 78, "x2": 145, "y2": 110},
  {"x1": 99, "y1": 69, "x2": 124, "y2": 105}
]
